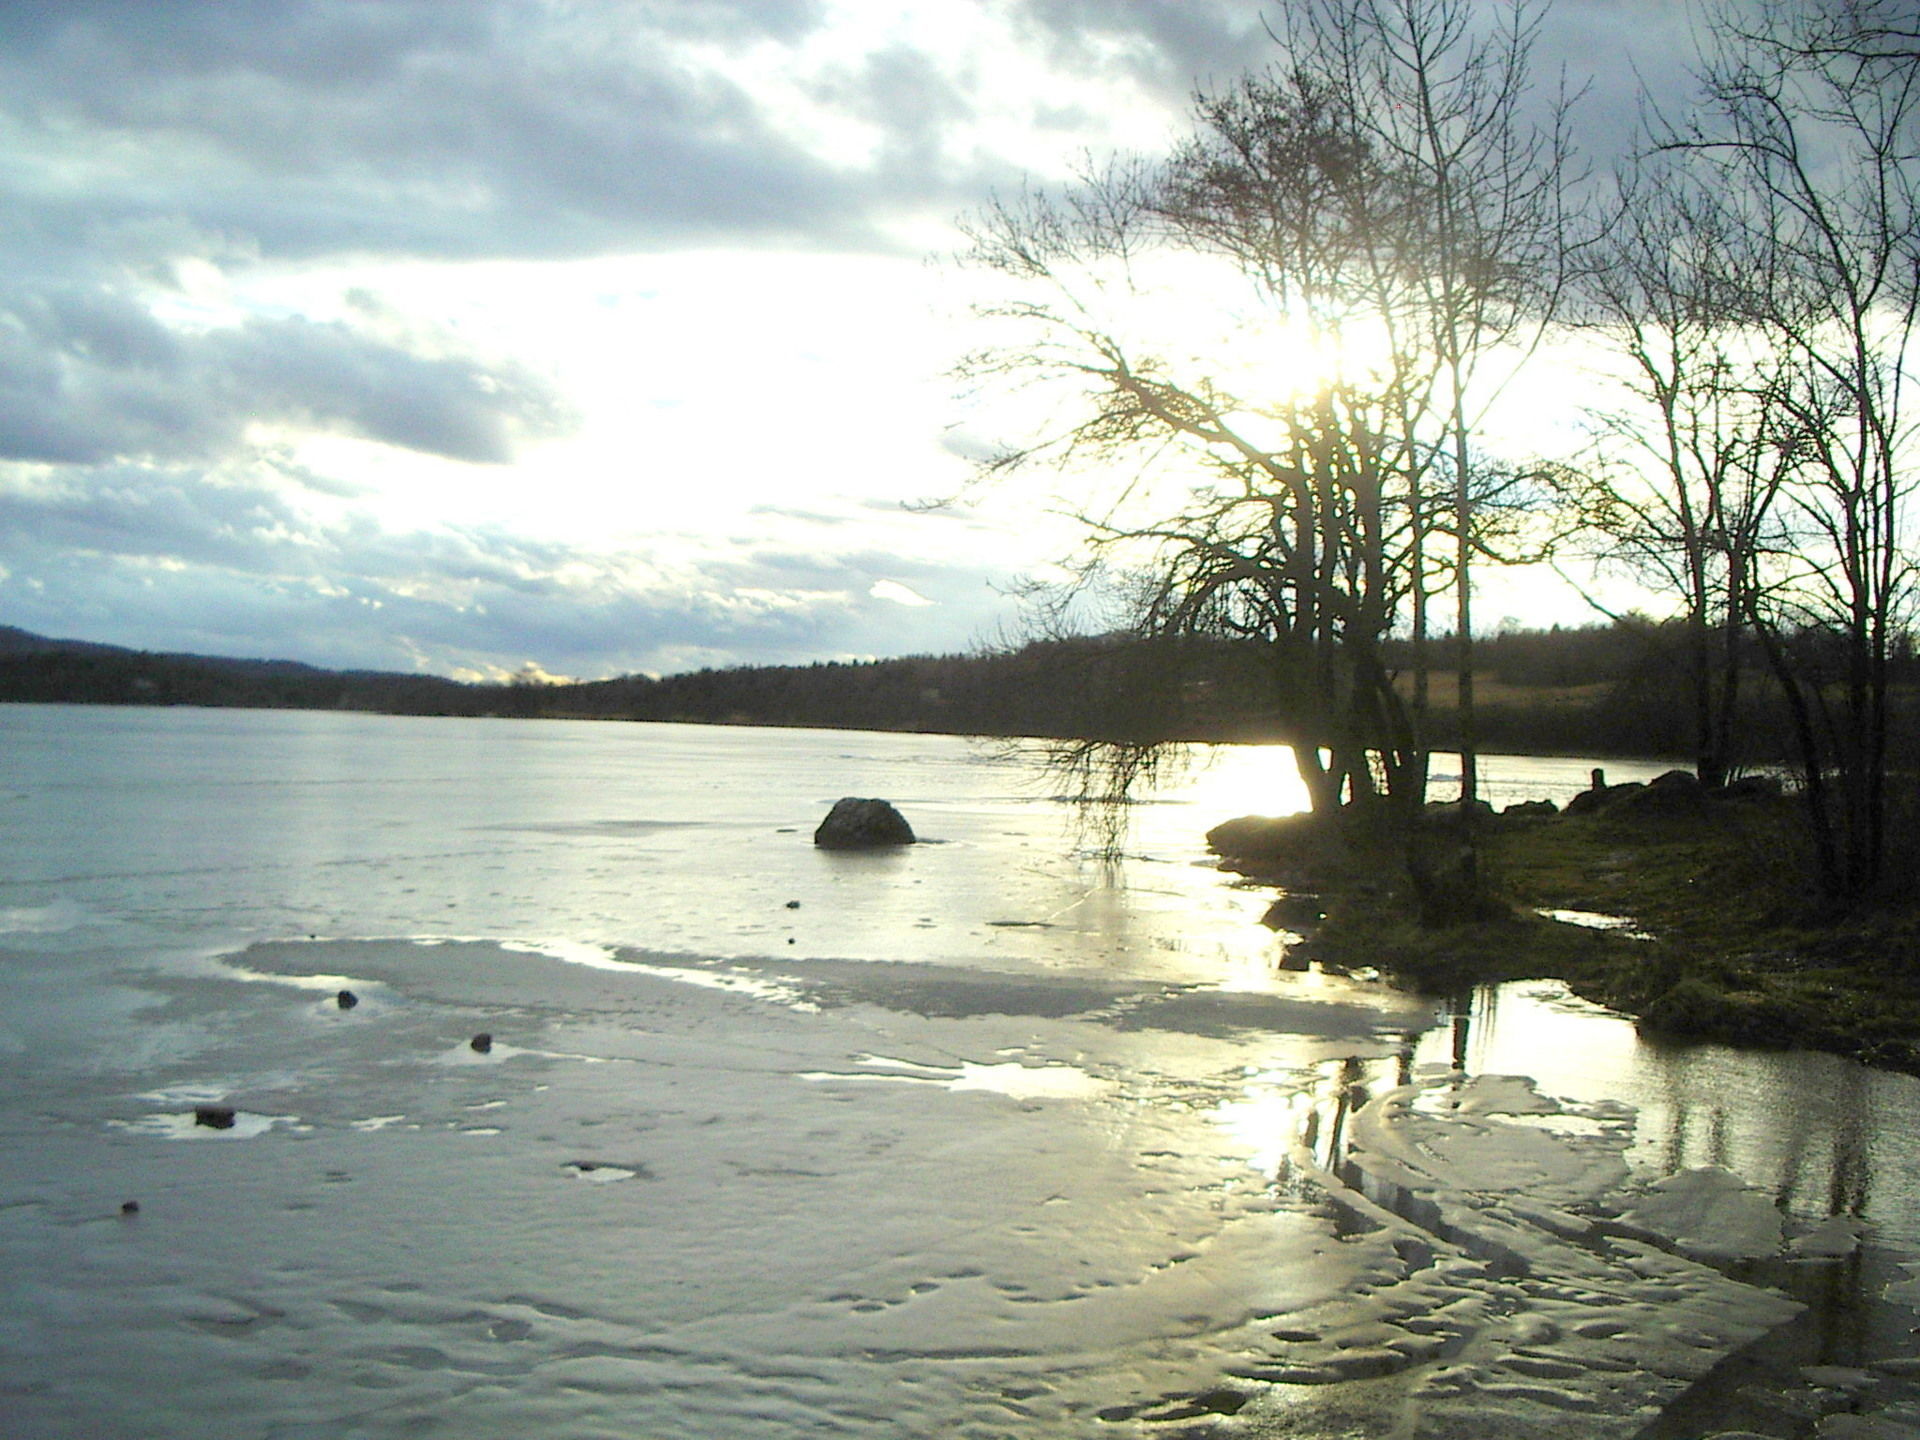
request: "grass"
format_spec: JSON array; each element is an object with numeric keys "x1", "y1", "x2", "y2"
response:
[
  {"x1": 1212, "y1": 792, "x2": 1920, "y2": 1073},
  {"x1": 1391, "y1": 670, "x2": 1613, "y2": 713}
]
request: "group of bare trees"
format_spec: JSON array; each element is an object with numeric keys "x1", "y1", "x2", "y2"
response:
[
  {"x1": 1568, "y1": 1, "x2": 1920, "y2": 900},
  {"x1": 961, "y1": 0, "x2": 1571, "y2": 832},
  {"x1": 961, "y1": 0, "x2": 1920, "y2": 906}
]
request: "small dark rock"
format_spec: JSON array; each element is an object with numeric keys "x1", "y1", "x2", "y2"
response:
[
  {"x1": 1261, "y1": 892, "x2": 1325, "y2": 930},
  {"x1": 120, "y1": 1200, "x2": 140, "y2": 1216},
  {"x1": 1206, "y1": 813, "x2": 1308, "y2": 862},
  {"x1": 194, "y1": 1105, "x2": 237, "y2": 1130},
  {"x1": 1190, "y1": 1387, "x2": 1251, "y2": 1416},
  {"x1": 470, "y1": 1032, "x2": 493, "y2": 1054},
  {"x1": 335, "y1": 989, "x2": 359, "y2": 1010},
  {"x1": 1619, "y1": 770, "x2": 1711, "y2": 816},
  {"x1": 1565, "y1": 782, "x2": 1644, "y2": 816},
  {"x1": 785, "y1": 900, "x2": 801, "y2": 910},
  {"x1": 1649, "y1": 768, "x2": 1702, "y2": 791},
  {"x1": 813, "y1": 797, "x2": 916, "y2": 849},
  {"x1": 1424, "y1": 797, "x2": 1496, "y2": 827}
]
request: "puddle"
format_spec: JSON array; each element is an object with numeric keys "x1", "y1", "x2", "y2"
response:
[{"x1": 802, "y1": 1054, "x2": 1112, "y2": 1100}]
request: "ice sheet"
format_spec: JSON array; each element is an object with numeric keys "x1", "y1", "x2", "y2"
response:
[
  {"x1": 2, "y1": 710, "x2": 1914, "y2": 1438},
  {"x1": 0, "y1": 932, "x2": 1878, "y2": 1439}
]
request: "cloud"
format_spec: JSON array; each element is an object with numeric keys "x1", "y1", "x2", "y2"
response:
[
  {"x1": 1008, "y1": 0, "x2": 1280, "y2": 98},
  {"x1": 747, "y1": 503, "x2": 859, "y2": 527},
  {"x1": 0, "y1": 459, "x2": 1023, "y2": 675},
  {"x1": 0, "y1": 0, "x2": 1695, "y2": 682},
  {"x1": 1007, "y1": 0, "x2": 1688, "y2": 174},
  {"x1": 870, "y1": 579, "x2": 934, "y2": 607},
  {"x1": 0, "y1": 280, "x2": 570, "y2": 467},
  {"x1": 0, "y1": 1, "x2": 916, "y2": 266}
]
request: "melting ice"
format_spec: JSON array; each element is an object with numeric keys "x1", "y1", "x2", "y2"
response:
[{"x1": 1, "y1": 707, "x2": 1916, "y2": 1438}]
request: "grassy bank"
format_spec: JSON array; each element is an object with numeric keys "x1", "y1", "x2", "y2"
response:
[{"x1": 1210, "y1": 784, "x2": 1920, "y2": 1075}]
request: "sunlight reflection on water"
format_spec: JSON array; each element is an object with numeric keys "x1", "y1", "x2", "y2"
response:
[{"x1": 2, "y1": 707, "x2": 1911, "y2": 1440}]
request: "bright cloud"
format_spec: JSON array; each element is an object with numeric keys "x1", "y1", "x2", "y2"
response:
[
  {"x1": 0, "y1": 0, "x2": 1686, "y2": 677},
  {"x1": 869, "y1": 579, "x2": 933, "y2": 607}
]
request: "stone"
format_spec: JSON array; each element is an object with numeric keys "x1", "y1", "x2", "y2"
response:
[
  {"x1": 1423, "y1": 797, "x2": 1496, "y2": 826},
  {"x1": 470, "y1": 1032, "x2": 493, "y2": 1054},
  {"x1": 1650, "y1": 767, "x2": 1703, "y2": 791},
  {"x1": 813, "y1": 797, "x2": 915, "y2": 849},
  {"x1": 1620, "y1": 768, "x2": 1711, "y2": 816},
  {"x1": 1503, "y1": 798, "x2": 1559, "y2": 818},
  {"x1": 1261, "y1": 892, "x2": 1325, "y2": 930},
  {"x1": 1565, "y1": 781, "x2": 1644, "y2": 816},
  {"x1": 194, "y1": 1105, "x2": 237, "y2": 1129},
  {"x1": 1206, "y1": 813, "x2": 1310, "y2": 861},
  {"x1": 335, "y1": 989, "x2": 358, "y2": 1010}
]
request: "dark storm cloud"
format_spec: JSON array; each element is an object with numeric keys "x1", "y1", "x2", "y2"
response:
[
  {"x1": 1007, "y1": 0, "x2": 1277, "y2": 99},
  {"x1": 1008, "y1": 0, "x2": 1694, "y2": 170},
  {"x1": 0, "y1": 0, "x2": 890, "y2": 263},
  {"x1": 1542, "y1": 0, "x2": 1707, "y2": 149}
]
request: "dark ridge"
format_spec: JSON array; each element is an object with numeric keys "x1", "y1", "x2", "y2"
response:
[{"x1": 4, "y1": 620, "x2": 1905, "y2": 763}]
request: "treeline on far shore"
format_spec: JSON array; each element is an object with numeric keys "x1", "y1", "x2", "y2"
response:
[{"x1": 4, "y1": 618, "x2": 1915, "y2": 765}]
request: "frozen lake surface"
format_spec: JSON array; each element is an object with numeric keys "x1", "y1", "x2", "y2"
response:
[{"x1": 3, "y1": 705, "x2": 1919, "y2": 1438}]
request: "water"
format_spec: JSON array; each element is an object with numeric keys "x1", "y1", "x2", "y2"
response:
[{"x1": 1, "y1": 705, "x2": 1916, "y2": 1439}]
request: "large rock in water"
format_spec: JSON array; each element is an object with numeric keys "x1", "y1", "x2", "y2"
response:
[{"x1": 813, "y1": 797, "x2": 915, "y2": 849}]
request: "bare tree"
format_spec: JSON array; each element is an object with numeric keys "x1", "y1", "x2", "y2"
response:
[
  {"x1": 1565, "y1": 164, "x2": 1789, "y2": 787},
  {"x1": 959, "y1": 0, "x2": 1578, "y2": 853},
  {"x1": 1663, "y1": 0, "x2": 1920, "y2": 900},
  {"x1": 1297, "y1": 0, "x2": 1583, "y2": 807},
  {"x1": 959, "y1": 71, "x2": 1445, "y2": 826}
]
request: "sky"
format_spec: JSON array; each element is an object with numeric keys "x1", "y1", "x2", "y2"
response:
[{"x1": 0, "y1": 0, "x2": 1707, "y2": 681}]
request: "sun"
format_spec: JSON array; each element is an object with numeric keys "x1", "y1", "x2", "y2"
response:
[{"x1": 1110, "y1": 251, "x2": 1404, "y2": 418}]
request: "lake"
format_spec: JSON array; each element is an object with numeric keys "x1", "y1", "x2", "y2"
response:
[{"x1": 3, "y1": 704, "x2": 1917, "y2": 1438}]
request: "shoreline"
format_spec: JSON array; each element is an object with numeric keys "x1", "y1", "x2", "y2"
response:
[{"x1": 1210, "y1": 784, "x2": 1920, "y2": 1078}]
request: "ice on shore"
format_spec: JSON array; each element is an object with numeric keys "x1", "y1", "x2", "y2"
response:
[
  {"x1": 1196, "y1": 1070, "x2": 1808, "y2": 1438},
  {"x1": 0, "y1": 932, "x2": 1865, "y2": 1439},
  {"x1": 1619, "y1": 1165, "x2": 1786, "y2": 1260}
]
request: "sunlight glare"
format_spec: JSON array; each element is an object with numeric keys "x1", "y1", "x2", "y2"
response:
[
  {"x1": 1212, "y1": 1074, "x2": 1312, "y2": 1175},
  {"x1": 1166, "y1": 743, "x2": 1311, "y2": 824}
]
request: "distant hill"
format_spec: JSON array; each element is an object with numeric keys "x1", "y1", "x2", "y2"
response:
[
  {"x1": 0, "y1": 624, "x2": 131, "y2": 657},
  {"x1": 0, "y1": 626, "x2": 482, "y2": 715},
  {"x1": 0, "y1": 619, "x2": 1837, "y2": 761},
  {"x1": 0, "y1": 624, "x2": 1258, "y2": 740}
]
